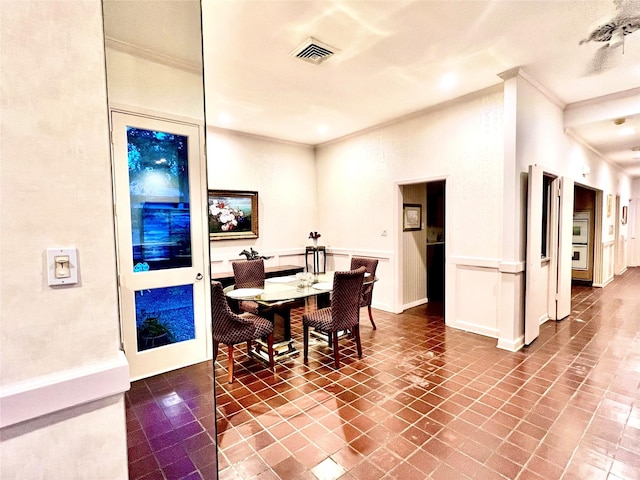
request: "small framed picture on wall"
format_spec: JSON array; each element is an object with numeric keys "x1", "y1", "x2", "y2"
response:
[{"x1": 403, "y1": 204, "x2": 422, "y2": 231}]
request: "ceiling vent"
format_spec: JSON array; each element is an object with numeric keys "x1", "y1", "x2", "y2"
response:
[{"x1": 291, "y1": 37, "x2": 338, "y2": 65}]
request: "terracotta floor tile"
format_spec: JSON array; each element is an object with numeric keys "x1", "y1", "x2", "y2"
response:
[{"x1": 126, "y1": 269, "x2": 640, "y2": 479}]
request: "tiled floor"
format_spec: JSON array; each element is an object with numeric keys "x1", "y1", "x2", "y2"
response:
[{"x1": 126, "y1": 268, "x2": 640, "y2": 480}]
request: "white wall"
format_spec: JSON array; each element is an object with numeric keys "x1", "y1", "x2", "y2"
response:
[
  {"x1": 515, "y1": 75, "x2": 630, "y2": 286},
  {"x1": 105, "y1": 48, "x2": 204, "y2": 122},
  {"x1": 315, "y1": 86, "x2": 504, "y2": 328},
  {"x1": 1, "y1": 1, "x2": 128, "y2": 478},
  {"x1": 629, "y1": 179, "x2": 640, "y2": 266},
  {"x1": 508, "y1": 72, "x2": 632, "y2": 349},
  {"x1": 206, "y1": 129, "x2": 317, "y2": 272}
]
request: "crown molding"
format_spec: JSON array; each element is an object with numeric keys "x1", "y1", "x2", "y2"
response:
[
  {"x1": 105, "y1": 36, "x2": 202, "y2": 75},
  {"x1": 498, "y1": 67, "x2": 565, "y2": 109}
]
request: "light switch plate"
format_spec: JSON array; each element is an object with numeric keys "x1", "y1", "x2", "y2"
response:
[{"x1": 46, "y1": 247, "x2": 78, "y2": 286}]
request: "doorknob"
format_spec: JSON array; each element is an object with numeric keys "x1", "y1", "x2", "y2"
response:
[{"x1": 195, "y1": 273, "x2": 203, "y2": 281}]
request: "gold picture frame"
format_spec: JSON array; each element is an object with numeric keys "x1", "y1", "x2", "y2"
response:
[{"x1": 208, "y1": 190, "x2": 259, "y2": 240}]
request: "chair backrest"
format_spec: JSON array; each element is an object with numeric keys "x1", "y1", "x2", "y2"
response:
[
  {"x1": 350, "y1": 256, "x2": 378, "y2": 275},
  {"x1": 232, "y1": 259, "x2": 265, "y2": 289},
  {"x1": 331, "y1": 266, "x2": 366, "y2": 331},
  {"x1": 211, "y1": 281, "x2": 252, "y2": 342},
  {"x1": 350, "y1": 257, "x2": 378, "y2": 306}
]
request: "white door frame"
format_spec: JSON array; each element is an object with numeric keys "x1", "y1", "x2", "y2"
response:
[
  {"x1": 111, "y1": 110, "x2": 211, "y2": 380},
  {"x1": 394, "y1": 174, "x2": 451, "y2": 321},
  {"x1": 525, "y1": 165, "x2": 572, "y2": 345}
]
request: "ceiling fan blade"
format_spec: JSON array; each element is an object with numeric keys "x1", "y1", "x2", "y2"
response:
[
  {"x1": 584, "y1": 45, "x2": 615, "y2": 76},
  {"x1": 618, "y1": 0, "x2": 640, "y2": 18}
]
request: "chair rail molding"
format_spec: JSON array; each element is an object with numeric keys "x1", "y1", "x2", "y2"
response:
[{"x1": 1, "y1": 351, "x2": 130, "y2": 428}]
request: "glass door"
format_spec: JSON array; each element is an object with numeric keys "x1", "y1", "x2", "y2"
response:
[{"x1": 112, "y1": 112, "x2": 209, "y2": 380}]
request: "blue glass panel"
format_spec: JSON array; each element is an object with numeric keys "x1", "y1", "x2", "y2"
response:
[
  {"x1": 127, "y1": 127, "x2": 192, "y2": 271},
  {"x1": 135, "y1": 284, "x2": 195, "y2": 352}
]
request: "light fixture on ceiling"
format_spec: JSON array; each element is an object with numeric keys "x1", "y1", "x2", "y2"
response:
[
  {"x1": 613, "y1": 118, "x2": 626, "y2": 125},
  {"x1": 439, "y1": 73, "x2": 458, "y2": 89},
  {"x1": 632, "y1": 146, "x2": 640, "y2": 159}
]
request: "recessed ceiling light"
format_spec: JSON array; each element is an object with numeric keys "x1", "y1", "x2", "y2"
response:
[
  {"x1": 620, "y1": 126, "x2": 636, "y2": 136},
  {"x1": 218, "y1": 113, "x2": 231, "y2": 125},
  {"x1": 317, "y1": 125, "x2": 328, "y2": 135},
  {"x1": 440, "y1": 73, "x2": 458, "y2": 89}
]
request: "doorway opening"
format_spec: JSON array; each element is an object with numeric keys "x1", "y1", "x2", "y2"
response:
[
  {"x1": 426, "y1": 180, "x2": 445, "y2": 315},
  {"x1": 572, "y1": 184, "x2": 596, "y2": 286},
  {"x1": 399, "y1": 178, "x2": 446, "y2": 320}
]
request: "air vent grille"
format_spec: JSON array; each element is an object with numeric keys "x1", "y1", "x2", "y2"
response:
[{"x1": 291, "y1": 37, "x2": 338, "y2": 65}]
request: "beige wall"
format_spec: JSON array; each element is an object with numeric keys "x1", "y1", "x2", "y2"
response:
[
  {"x1": 315, "y1": 86, "x2": 505, "y2": 328},
  {"x1": 206, "y1": 129, "x2": 317, "y2": 272},
  {"x1": 0, "y1": 1, "x2": 128, "y2": 477}
]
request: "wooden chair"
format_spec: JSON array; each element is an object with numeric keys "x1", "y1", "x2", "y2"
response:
[
  {"x1": 211, "y1": 281, "x2": 274, "y2": 383},
  {"x1": 303, "y1": 267, "x2": 366, "y2": 368},
  {"x1": 350, "y1": 256, "x2": 379, "y2": 330}
]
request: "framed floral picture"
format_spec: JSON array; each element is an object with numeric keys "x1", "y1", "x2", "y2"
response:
[{"x1": 208, "y1": 190, "x2": 258, "y2": 240}]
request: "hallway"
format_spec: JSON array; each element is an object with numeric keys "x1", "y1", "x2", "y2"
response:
[{"x1": 126, "y1": 268, "x2": 640, "y2": 479}]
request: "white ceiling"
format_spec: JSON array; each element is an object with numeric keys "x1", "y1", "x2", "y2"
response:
[{"x1": 103, "y1": 0, "x2": 640, "y2": 177}]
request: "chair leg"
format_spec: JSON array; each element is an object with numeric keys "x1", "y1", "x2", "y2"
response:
[
  {"x1": 368, "y1": 306, "x2": 376, "y2": 330},
  {"x1": 246, "y1": 340, "x2": 253, "y2": 357},
  {"x1": 213, "y1": 340, "x2": 219, "y2": 360},
  {"x1": 227, "y1": 345, "x2": 234, "y2": 384},
  {"x1": 266, "y1": 333, "x2": 275, "y2": 370},
  {"x1": 354, "y1": 324, "x2": 362, "y2": 358},
  {"x1": 303, "y1": 324, "x2": 309, "y2": 363},
  {"x1": 332, "y1": 331, "x2": 340, "y2": 369}
]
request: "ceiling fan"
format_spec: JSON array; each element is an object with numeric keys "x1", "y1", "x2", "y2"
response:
[{"x1": 580, "y1": 0, "x2": 640, "y2": 74}]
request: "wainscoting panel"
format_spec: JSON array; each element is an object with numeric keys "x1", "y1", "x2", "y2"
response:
[
  {"x1": 451, "y1": 258, "x2": 500, "y2": 338},
  {"x1": 602, "y1": 240, "x2": 615, "y2": 286}
]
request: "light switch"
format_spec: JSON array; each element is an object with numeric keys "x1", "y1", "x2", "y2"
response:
[
  {"x1": 47, "y1": 248, "x2": 78, "y2": 286},
  {"x1": 54, "y1": 255, "x2": 70, "y2": 278}
]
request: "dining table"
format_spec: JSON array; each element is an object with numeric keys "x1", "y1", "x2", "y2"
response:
[{"x1": 223, "y1": 271, "x2": 375, "y2": 361}]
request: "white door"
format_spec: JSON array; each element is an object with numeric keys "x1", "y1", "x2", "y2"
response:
[
  {"x1": 525, "y1": 165, "x2": 572, "y2": 344},
  {"x1": 112, "y1": 112, "x2": 209, "y2": 380},
  {"x1": 525, "y1": 165, "x2": 546, "y2": 345},
  {"x1": 555, "y1": 177, "x2": 573, "y2": 320}
]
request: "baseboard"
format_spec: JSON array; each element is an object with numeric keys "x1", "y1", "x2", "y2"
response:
[
  {"x1": 402, "y1": 298, "x2": 428, "y2": 310},
  {"x1": 497, "y1": 335, "x2": 524, "y2": 352}
]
